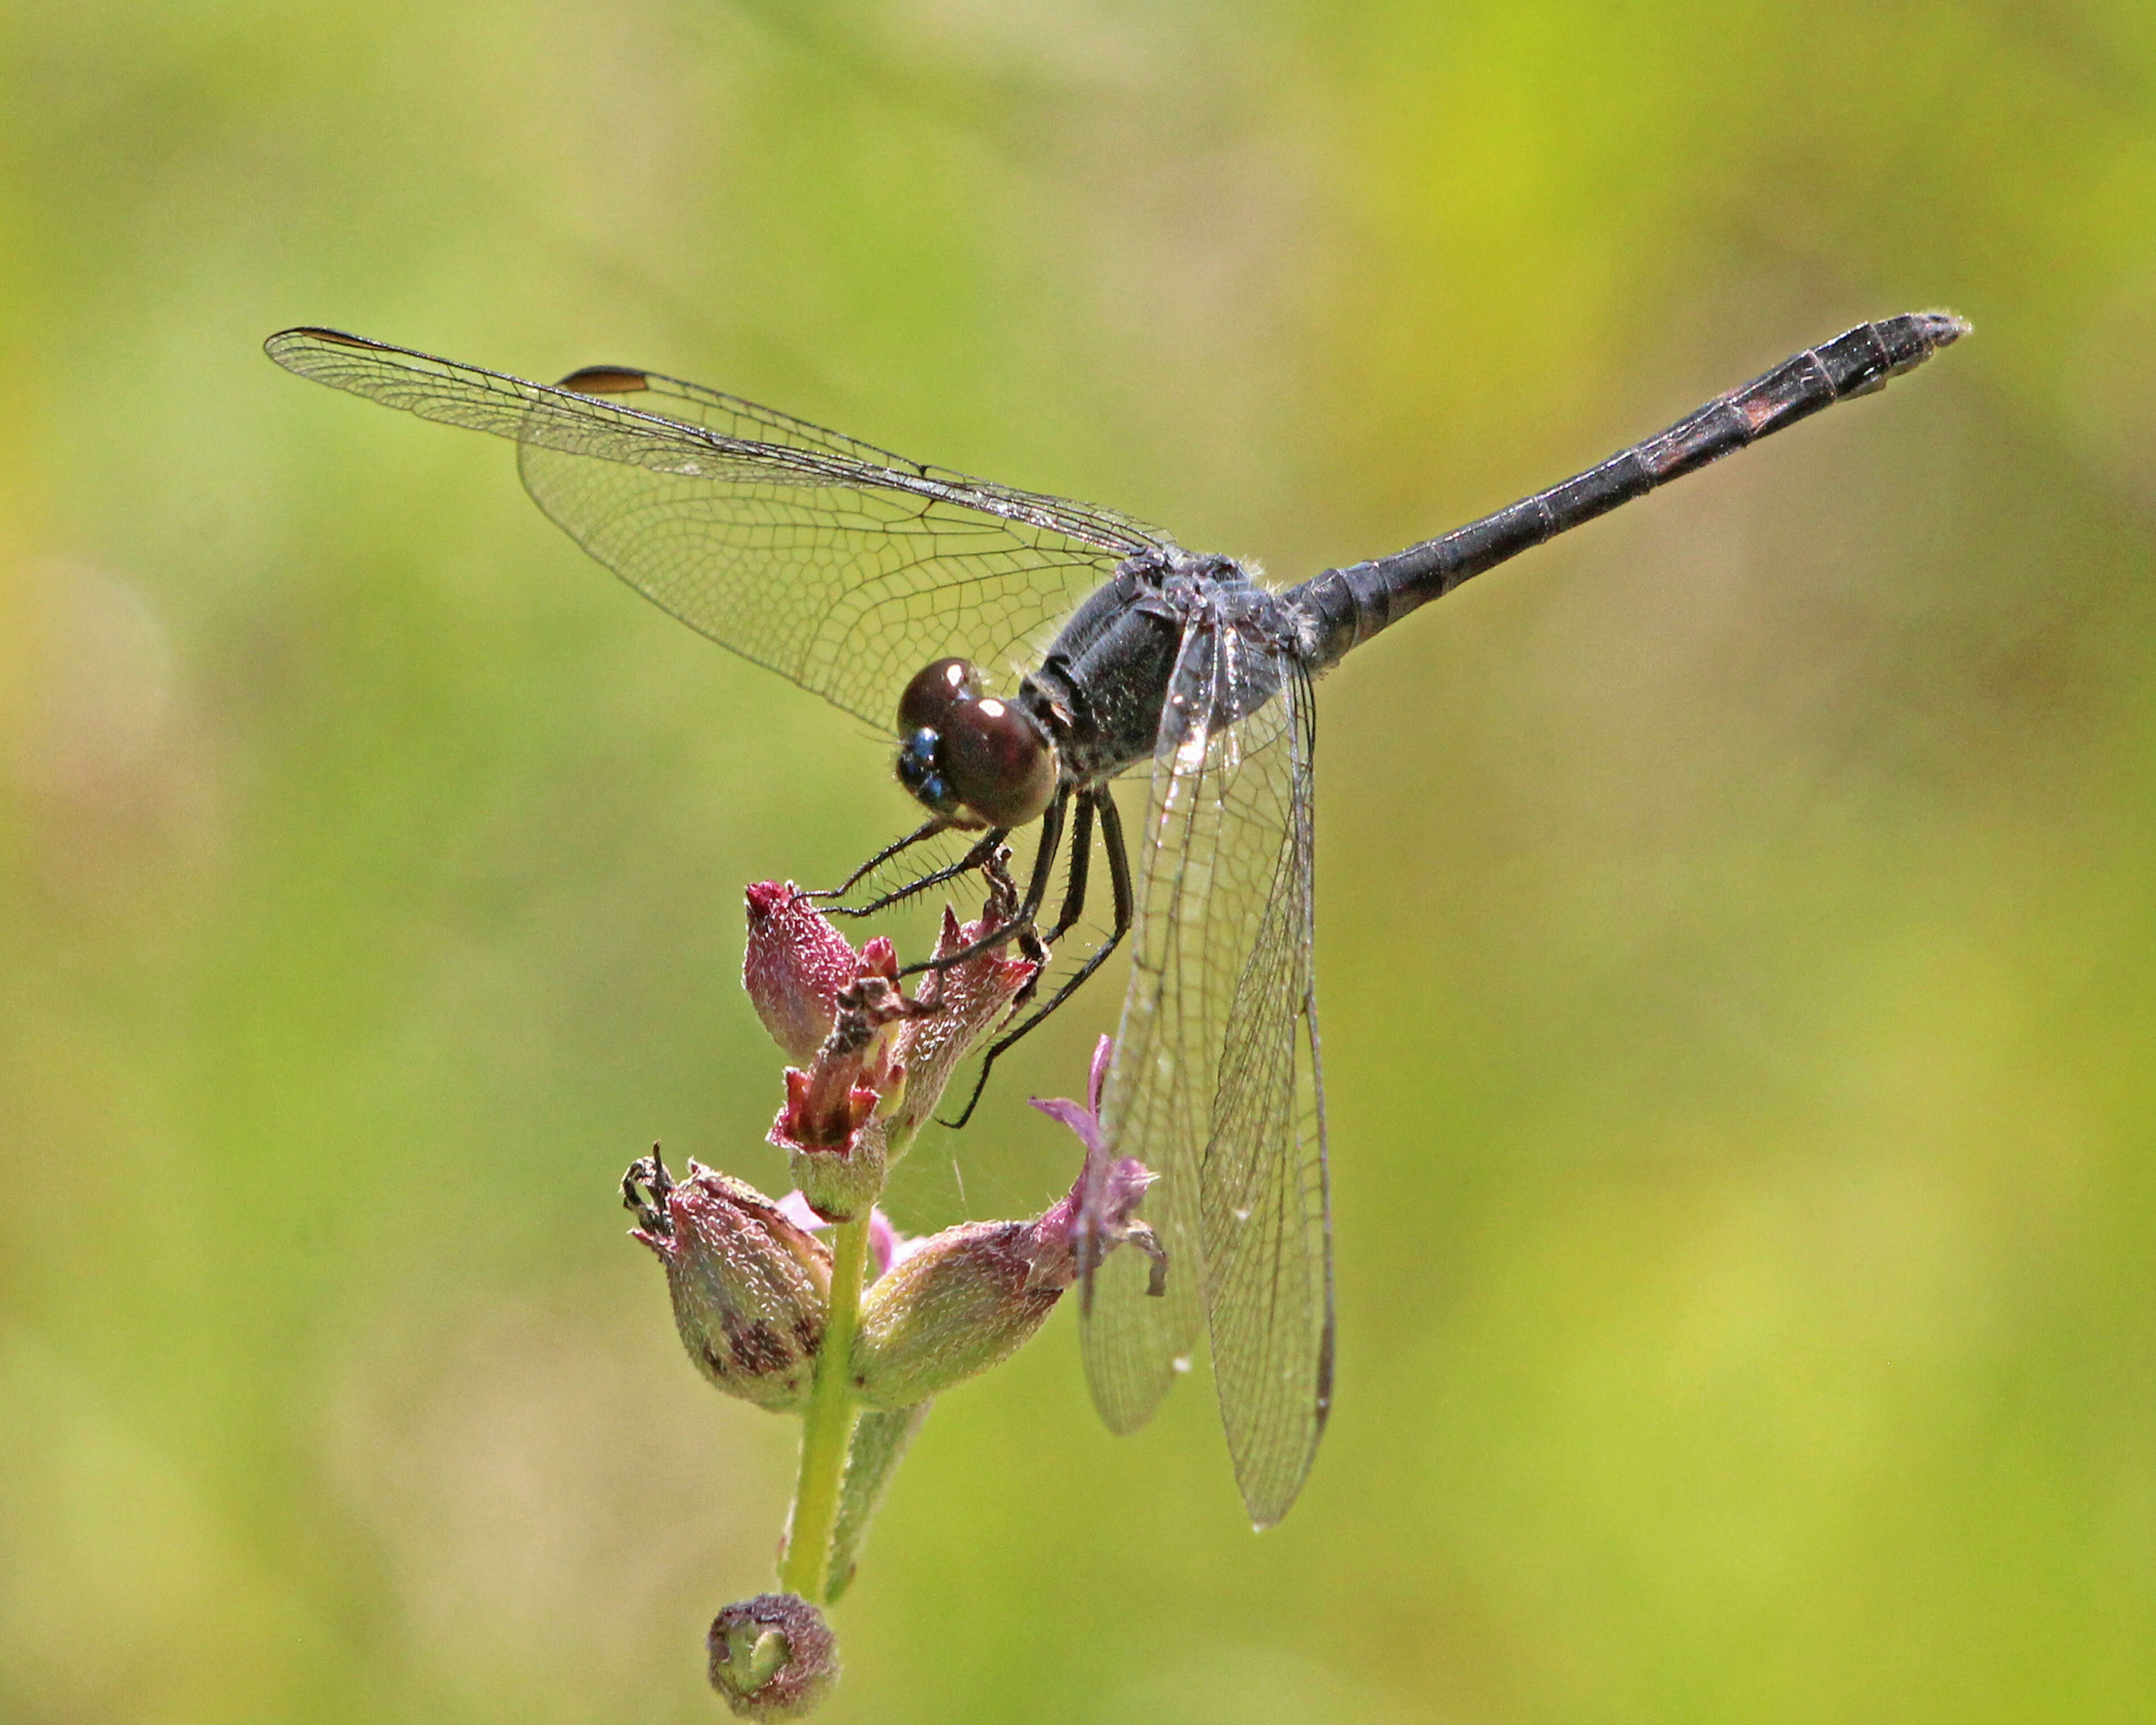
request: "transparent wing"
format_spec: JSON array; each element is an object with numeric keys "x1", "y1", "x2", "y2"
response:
[
  {"x1": 1199, "y1": 657, "x2": 1332, "y2": 1527},
  {"x1": 264, "y1": 327, "x2": 1172, "y2": 726},
  {"x1": 1081, "y1": 612, "x2": 1333, "y2": 1526}
]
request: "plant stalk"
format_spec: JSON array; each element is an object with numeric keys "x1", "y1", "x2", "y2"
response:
[{"x1": 781, "y1": 1213, "x2": 870, "y2": 1602}]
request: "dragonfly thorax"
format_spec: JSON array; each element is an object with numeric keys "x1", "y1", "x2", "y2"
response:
[{"x1": 894, "y1": 657, "x2": 1059, "y2": 829}]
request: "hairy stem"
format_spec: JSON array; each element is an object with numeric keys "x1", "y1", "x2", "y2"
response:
[{"x1": 781, "y1": 1214, "x2": 870, "y2": 1602}]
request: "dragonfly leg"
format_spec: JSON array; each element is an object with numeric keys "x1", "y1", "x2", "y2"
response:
[
  {"x1": 986, "y1": 792, "x2": 1095, "y2": 1019},
  {"x1": 897, "y1": 786, "x2": 1066, "y2": 978},
  {"x1": 801, "y1": 818, "x2": 949, "y2": 902},
  {"x1": 827, "y1": 826, "x2": 1009, "y2": 919},
  {"x1": 1041, "y1": 792, "x2": 1095, "y2": 943},
  {"x1": 978, "y1": 842, "x2": 1052, "y2": 1019},
  {"x1": 939, "y1": 785, "x2": 1134, "y2": 1129}
]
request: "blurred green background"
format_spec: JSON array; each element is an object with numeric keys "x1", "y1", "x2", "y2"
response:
[{"x1": 3, "y1": 2, "x2": 2153, "y2": 1721}]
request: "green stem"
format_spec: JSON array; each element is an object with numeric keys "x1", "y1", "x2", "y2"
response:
[{"x1": 781, "y1": 1214, "x2": 870, "y2": 1602}]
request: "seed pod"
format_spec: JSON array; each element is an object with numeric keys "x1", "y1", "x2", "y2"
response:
[
  {"x1": 849, "y1": 1219, "x2": 1059, "y2": 1410},
  {"x1": 625, "y1": 1156, "x2": 831, "y2": 1412},
  {"x1": 847, "y1": 1040, "x2": 1166, "y2": 1407}
]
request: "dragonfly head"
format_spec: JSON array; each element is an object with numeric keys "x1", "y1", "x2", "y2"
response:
[{"x1": 895, "y1": 657, "x2": 1058, "y2": 830}]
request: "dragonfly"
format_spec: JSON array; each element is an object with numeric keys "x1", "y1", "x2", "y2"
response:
[{"x1": 266, "y1": 310, "x2": 1968, "y2": 1526}]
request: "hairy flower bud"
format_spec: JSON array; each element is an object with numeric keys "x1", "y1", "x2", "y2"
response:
[
  {"x1": 748, "y1": 864, "x2": 1044, "y2": 1228},
  {"x1": 849, "y1": 1047, "x2": 1163, "y2": 1408},
  {"x1": 849, "y1": 1218, "x2": 1062, "y2": 1409},
  {"x1": 885, "y1": 890, "x2": 1042, "y2": 1137},
  {"x1": 786, "y1": 1116, "x2": 890, "y2": 1226},
  {"x1": 625, "y1": 1155, "x2": 831, "y2": 1412},
  {"x1": 770, "y1": 975, "x2": 911, "y2": 1152},
  {"x1": 707, "y1": 1592, "x2": 839, "y2": 1719},
  {"x1": 743, "y1": 882, "x2": 892, "y2": 1063}
]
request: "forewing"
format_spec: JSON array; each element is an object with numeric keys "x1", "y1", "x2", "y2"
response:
[
  {"x1": 264, "y1": 328, "x2": 1172, "y2": 726},
  {"x1": 1082, "y1": 615, "x2": 1334, "y2": 1532}
]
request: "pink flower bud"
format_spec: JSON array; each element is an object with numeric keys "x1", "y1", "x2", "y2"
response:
[
  {"x1": 625, "y1": 1154, "x2": 831, "y2": 1412},
  {"x1": 885, "y1": 893, "x2": 1041, "y2": 1136},
  {"x1": 742, "y1": 882, "x2": 885, "y2": 1062},
  {"x1": 707, "y1": 1592, "x2": 838, "y2": 1719}
]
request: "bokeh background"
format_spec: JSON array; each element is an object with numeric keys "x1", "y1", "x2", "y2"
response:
[{"x1": 4, "y1": 2, "x2": 2154, "y2": 1721}]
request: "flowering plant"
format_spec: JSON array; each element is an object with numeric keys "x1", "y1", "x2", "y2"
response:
[{"x1": 623, "y1": 877, "x2": 1160, "y2": 1717}]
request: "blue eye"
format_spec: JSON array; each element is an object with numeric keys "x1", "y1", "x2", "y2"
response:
[
  {"x1": 897, "y1": 729, "x2": 937, "y2": 782},
  {"x1": 896, "y1": 728, "x2": 962, "y2": 818}
]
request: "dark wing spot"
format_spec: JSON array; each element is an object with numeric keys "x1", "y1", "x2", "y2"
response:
[
  {"x1": 287, "y1": 327, "x2": 377, "y2": 349},
  {"x1": 559, "y1": 366, "x2": 648, "y2": 395}
]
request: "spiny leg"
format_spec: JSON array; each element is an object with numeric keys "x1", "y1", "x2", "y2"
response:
[
  {"x1": 829, "y1": 826, "x2": 1009, "y2": 920},
  {"x1": 801, "y1": 818, "x2": 949, "y2": 903},
  {"x1": 980, "y1": 843, "x2": 1052, "y2": 1014},
  {"x1": 898, "y1": 785, "x2": 1067, "y2": 978},
  {"x1": 1074, "y1": 785, "x2": 1144, "y2": 1310},
  {"x1": 1043, "y1": 792, "x2": 1095, "y2": 943},
  {"x1": 940, "y1": 786, "x2": 1135, "y2": 1129},
  {"x1": 966, "y1": 798, "x2": 1090, "y2": 1018}
]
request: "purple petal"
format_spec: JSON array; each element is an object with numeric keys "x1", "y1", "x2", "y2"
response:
[
  {"x1": 1029, "y1": 1093, "x2": 1103, "y2": 1157},
  {"x1": 868, "y1": 1209, "x2": 900, "y2": 1279},
  {"x1": 778, "y1": 1189, "x2": 915, "y2": 1281},
  {"x1": 1086, "y1": 1034, "x2": 1113, "y2": 1114}
]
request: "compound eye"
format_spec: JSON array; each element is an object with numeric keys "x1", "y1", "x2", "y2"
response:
[
  {"x1": 896, "y1": 658, "x2": 981, "y2": 736},
  {"x1": 941, "y1": 697, "x2": 1057, "y2": 828},
  {"x1": 895, "y1": 727, "x2": 967, "y2": 821}
]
